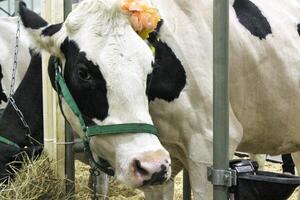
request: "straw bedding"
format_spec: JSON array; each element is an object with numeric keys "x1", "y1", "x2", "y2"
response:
[{"x1": 0, "y1": 153, "x2": 297, "y2": 200}]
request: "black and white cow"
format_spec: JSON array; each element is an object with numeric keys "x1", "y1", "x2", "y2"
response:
[
  {"x1": 0, "y1": 52, "x2": 43, "y2": 182},
  {"x1": 19, "y1": 0, "x2": 171, "y2": 188},
  {"x1": 15, "y1": 0, "x2": 300, "y2": 199},
  {"x1": 141, "y1": 0, "x2": 300, "y2": 199},
  {"x1": 0, "y1": 15, "x2": 42, "y2": 181}
]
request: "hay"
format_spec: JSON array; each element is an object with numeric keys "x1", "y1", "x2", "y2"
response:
[
  {"x1": 0, "y1": 152, "x2": 72, "y2": 200},
  {"x1": 74, "y1": 160, "x2": 184, "y2": 200},
  {"x1": 1, "y1": 153, "x2": 297, "y2": 200},
  {"x1": 74, "y1": 161, "x2": 296, "y2": 200}
]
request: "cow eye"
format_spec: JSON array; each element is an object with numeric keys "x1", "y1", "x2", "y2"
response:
[{"x1": 78, "y1": 67, "x2": 92, "y2": 81}]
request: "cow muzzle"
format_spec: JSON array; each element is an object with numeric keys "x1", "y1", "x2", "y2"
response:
[{"x1": 132, "y1": 149, "x2": 171, "y2": 186}]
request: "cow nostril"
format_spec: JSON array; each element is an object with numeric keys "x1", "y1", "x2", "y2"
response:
[
  {"x1": 134, "y1": 160, "x2": 149, "y2": 175},
  {"x1": 142, "y1": 164, "x2": 168, "y2": 186}
]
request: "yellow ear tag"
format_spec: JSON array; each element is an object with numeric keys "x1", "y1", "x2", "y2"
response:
[
  {"x1": 138, "y1": 30, "x2": 152, "y2": 40},
  {"x1": 150, "y1": 44, "x2": 156, "y2": 55}
]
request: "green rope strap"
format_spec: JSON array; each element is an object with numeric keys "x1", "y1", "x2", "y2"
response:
[
  {"x1": 54, "y1": 61, "x2": 158, "y2": 138},
  {"x1": 86, "y1": 123, "x2": 158, "y2": 137},
  {"x1": 55, "y1": 70, "x2": 86, "y2": 130},
  {"x1": 54, "y1": 60, "x2": 158, "y2": 176},
  {"x1": 0, "y1": 136, "x2": 20, "y2": 149}
]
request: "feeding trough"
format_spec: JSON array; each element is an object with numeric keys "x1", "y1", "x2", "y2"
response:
[{"x1": 230, "y1": 159, "x2": 300, "y2": 200}]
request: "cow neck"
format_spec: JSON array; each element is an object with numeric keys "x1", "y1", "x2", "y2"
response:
[{"x1": 0, "y1": 53, "x2": 43, "y2": 148}]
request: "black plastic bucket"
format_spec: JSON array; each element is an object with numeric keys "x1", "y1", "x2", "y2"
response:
[{"x1": 230, "y1": 159, "x2": 300, "y2": 200}]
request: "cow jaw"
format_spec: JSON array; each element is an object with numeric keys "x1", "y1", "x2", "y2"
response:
[{"x1": 90, "y1": 133, "x2": 171, "y2": 188}]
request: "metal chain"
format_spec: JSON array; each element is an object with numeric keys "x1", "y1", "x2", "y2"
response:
[
  {"x1": 8, "y1": 17, "x2": 40, "y2": 146},
  {"x1": 9, "y1": 17, "x2": 21, "y2": 97},
  {"x1": 89, "y1": 163, "x2": 101, "y2": 200},
  {"x1": 8, "y1": 97, "x2": 34, "y2": 145}
]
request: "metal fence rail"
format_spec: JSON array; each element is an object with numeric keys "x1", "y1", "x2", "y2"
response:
[{"x1": 212, "y1": 0, "x2": 230, "y2": 199}]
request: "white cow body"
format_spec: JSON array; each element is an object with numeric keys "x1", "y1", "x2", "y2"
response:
[
  {"x1": 146, "y1": 0, "x2": 300, "y2": 199},
  {"x1": 0, "y1": 17, "x2": 30, "y2": 108}
]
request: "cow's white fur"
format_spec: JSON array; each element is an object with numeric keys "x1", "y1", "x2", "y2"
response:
[
  {"x1": 0, "y1": 17, "x2": 30, "y2": 108},
  {"x1": 23, "y1": 0, "x2": 170, "y2": 188},
  {"x1": 144, "y1": 0, "x2": 300, "y2": 199}
]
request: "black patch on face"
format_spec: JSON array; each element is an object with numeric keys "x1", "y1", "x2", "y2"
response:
[
  {"x1": 19, "y1": 1, "x2": 48, "y2": 29},
  {"x1": 41, "y1": 23, "x2": 63, "y2": 36},
  {"x1": 233, "y1": 0, "x2": 272, "y2": 40},
  {"x1": 57, "y1": 38, "x2": 109, "y2": 122},
  {"x1": 146, "y1": 25, "x2": 186, "y2": 102}
]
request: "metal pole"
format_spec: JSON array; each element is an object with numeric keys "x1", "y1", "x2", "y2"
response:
[
  {"x1": 213, "y1": 0, "x2": 229, "y2": 199},
  {"x1": 64, "y1": 0, "x2": 72, "y2": 19},
  {"x1": 183, "y1": 169, "x2": 191, "y2": 200},
  {"x1": 8, "y1": 0, "x2": 11, "y2": 15},
  {"x1": 14, "y1": 0, "x2": 19, "y2": 15},
  {"x1": 65, "y1": 123, "x2": 75, "y2": 196},
  {"x1": 30, "y1": 0, "x2": 33, "y2": 10},
  {"x1": 63, "y1": 0, "x2": 74, "y2": 197}
]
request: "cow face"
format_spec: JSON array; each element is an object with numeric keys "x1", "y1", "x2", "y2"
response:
[{"x1": 19, "y1": 0, "x2": 171, "y2": 187}]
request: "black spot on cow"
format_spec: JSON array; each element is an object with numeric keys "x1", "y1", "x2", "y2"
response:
[
  {"x1": 0, "y1": 64, "x2": 7, "y2": 104},
  {"x1": 233, "y1": 0, "x2": 272, "y2": 40},
  {"x1": 0, "y1": 54, "x2": 43, "y2": 145},
  {"x1": 297, "y1": 24, "x2": 300, "y2": 37},
  {"x1": 42, "y1": 23, "x2": 63, "y2": 36},
  {"x1": 146, "y1": 21, "x2": 186, "y2": 102},
  {"x1": 48, "y1": 38, "x2": 109, "y2": 122},
  {"x1": 19, "y1": 1, "x2": 48, "y2": 29}
]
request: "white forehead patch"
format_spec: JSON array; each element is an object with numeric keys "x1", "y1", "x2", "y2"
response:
[
  {"x1": 64, "y1": 0, "x2": 126, "y2": 36},
  {"x1": 61, "y1": 0, "x2": 154, "y2": 74}
]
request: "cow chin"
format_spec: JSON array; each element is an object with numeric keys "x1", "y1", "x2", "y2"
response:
[{"x1": 90, "y1": 133, "x2": 172, "y2": 188}]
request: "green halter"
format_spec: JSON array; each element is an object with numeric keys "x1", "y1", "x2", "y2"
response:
[
  {"x1": 54, "y1": 59, "x2": 158, "y2": 175},
  {"x1": 0, "y1": 135, "x2": 20, "y2": 149}
]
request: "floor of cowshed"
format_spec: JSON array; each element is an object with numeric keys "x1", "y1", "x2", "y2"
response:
[{"x1": 74, "y1": 160, "x2": 298, "y2": 200}]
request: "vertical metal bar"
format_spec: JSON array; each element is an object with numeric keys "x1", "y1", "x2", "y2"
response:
[
  {"x1": 213, "y1": 0, "x2": 229, "y2": 199},
  {"x1": 31, "y1": 0, "x2": 33, "y2": 10},
  {"x1": 14, "y1": 0, "x2": 19, "y2": 15},
  {"x1": 183, "y1": 169, "x2": 191, "y2": 200},
  {"x1": 8, "y1": 0, "x2": 11, "y2": 15},
  {"x1": 65, "y1": 123, "x2": 75, "y2": 197},
  {"x1": 64, "y1": 0, "x2": 72, "y2": 19},
  {"x1": 63, "y1": 0, "x2": 74, "y2": 197}
]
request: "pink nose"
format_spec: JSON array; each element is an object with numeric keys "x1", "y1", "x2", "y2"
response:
[{"x1": 132, "y1": 150, "x2": 171, "y2": 186}]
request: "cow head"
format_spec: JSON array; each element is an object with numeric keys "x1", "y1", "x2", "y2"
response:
[{"x1": 19, "y1": 0, "x2": 171, "y2": 187}]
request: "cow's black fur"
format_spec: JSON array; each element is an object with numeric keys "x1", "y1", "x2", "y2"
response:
[
  {"x1": 297, "y1": 24, "x2": 300, "y2": 37},
  {"x1": 60, "y1": 39, "x2": 109, "y2": 122},
  {"x1": 0, "y1": 53, "x2": 43, "y2": 181},
  {"x1": 147, "y1": 21, "x2": 186, "y2": 102},
  {"x1": 42, "y1": 23, "x2": 63, "y2": 37},
  {"x1": 0, "y1": 64, "x2": 8, "y2": 104},
  {"x1": 233, "y1": 0, "x2": 272, "y2": 40}
]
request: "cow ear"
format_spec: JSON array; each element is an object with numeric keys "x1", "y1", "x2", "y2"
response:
[{"x1": 19, "y1": 1, "x2": 63, "y2": 56}]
